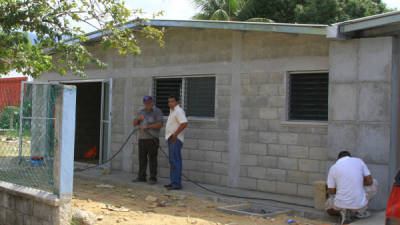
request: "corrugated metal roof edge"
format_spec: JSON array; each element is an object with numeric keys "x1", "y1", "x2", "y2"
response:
[
  {"x1": 336, "y1": 11, "x2": 400, "y2": 33},
  {"x1": 84, "y1": 19, "x2": 327, "y2": 41}
]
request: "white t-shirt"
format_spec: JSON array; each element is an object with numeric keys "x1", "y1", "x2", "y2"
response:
[
  {"x1": 327, "y1": 156, "x2": 371, "y2": 210},
  {"x1": 165, "y1": 105, "x2": 188, "y2": 142}
]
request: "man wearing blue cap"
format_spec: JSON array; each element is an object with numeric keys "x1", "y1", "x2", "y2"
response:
[{"x1": 133, "y1": 96, "x2": 164, "y2": 184}]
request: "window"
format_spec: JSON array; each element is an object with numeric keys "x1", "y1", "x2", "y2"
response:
[
  {"x1": 288, "y1": 72, "x2": 328, "y2": 121},
  {"x1": 153, "y1": 76, "x2": 216, "y2": 118}
]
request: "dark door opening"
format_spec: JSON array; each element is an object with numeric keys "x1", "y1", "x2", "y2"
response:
[{"x1": 72, "y1": 82, "x2": 102, "y2": 164}]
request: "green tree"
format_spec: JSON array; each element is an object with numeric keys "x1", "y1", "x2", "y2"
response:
[
  {"x1": 235, "y1": 0, "x2": 390, "y2": 24},
  {"x1": 192, "y1": 0, "x2": 246, "y2": 21},
  {"x1": 0, "y1": 0, "x2": 164, "y2": 78}
]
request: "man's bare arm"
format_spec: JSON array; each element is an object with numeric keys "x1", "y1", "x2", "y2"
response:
[
  {"x1": 328, "y1": 188, "x2": 336, "y2": 195},
  {"x1": 147, "y1": 122, "x2": 163, "y2": 129},
  {"x1": 364, "y1": 175, "x2": 373, "y2": 186}
]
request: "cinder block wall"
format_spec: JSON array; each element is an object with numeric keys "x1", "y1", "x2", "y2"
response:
[
  {"x1": 329, "y1": 37, "x2": 396, "y2": 210},
  {"x1": 40, "y1": 27, "x2": 332, "y2": 200},
  {"x1": 105, "y1": 28, "x2": 331, "y2": 200},
  {"x1": 0, "y1": 183, "x2": 70, "y2": 225}
]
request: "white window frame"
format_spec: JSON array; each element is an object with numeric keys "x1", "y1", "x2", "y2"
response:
[{"x1": 152, "y1": 74, "x2": 217, "y2": 120}]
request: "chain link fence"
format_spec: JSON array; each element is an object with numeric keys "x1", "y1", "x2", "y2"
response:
[{"x1": 0, "y1": 80, "x2": 63, "y2": 194}]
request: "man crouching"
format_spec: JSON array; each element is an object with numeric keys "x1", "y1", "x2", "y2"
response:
[{"x1": 326, "y1": 151, "x2": 378, "y2": 224}]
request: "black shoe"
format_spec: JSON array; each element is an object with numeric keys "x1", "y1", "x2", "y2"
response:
[
  {"x1": 166, "y1": 186, "x2": 182, "y2": 190},
  {"x1": 132, "y1": 178, "x2": 146, "y2": 183},
  {"x1": 164, "y1": 184, "x2": 172, "y2": 188}
]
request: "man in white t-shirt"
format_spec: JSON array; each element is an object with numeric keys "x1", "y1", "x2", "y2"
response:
[
  {"x1": 164, "y1": 95, "x2": 188, "y2": 190},
  {"x1": 326, "y1": 151, "x2": 378, "y2": 224}
]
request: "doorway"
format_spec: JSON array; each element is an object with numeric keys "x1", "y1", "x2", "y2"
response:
[{"x1": 61, "y1": 79, "x2": 112, "y2": 166}]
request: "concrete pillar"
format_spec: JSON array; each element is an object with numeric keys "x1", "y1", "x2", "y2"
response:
[
  {"x1": 227, "y1": 31, "x2": 242, "y2": 187},
  {"x1": 53, "y1": 85, "x2": 76, "y2": 225}
]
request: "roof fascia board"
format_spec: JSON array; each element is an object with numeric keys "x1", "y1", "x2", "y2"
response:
[{"x1": 340, "y1": 12, "x2": 400, "y2": 33}]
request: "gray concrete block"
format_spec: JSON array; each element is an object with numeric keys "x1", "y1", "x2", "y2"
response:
[
  {"x1": 238, "y1": 177, "x2": 257, "y2": 190},
  {"x1": 248, "y1": 167, "x2": 267, "y2": 179},
  {"x1": 287, "y1": 146, "x2": 309, "y2": 159},
  {"x1": 258, "y1": 156, "x2": 278, "y2": 168},
  {"x1": 32, "y1": 202, "x2": 53, "y2": 222},
  {"x1": 259, "y1": 132, "x2": 278, "y2": 144},
  {"x1": 2, "y1": 193, "x2": 15, "y2": 209},
  {"x1": 308, "y1": 173, "x2": 326, "y2": 185},
  {"x1": 0, "y1": 207, "x2": 5, "y2": 225},
  {"x1": 311, "y1": 127, "x2": 328, "y2": 135},
  {"x1": 268, "y1": 96, "x2": 285, "y2": 108},
  {"x1": 248, "y1": 119, "x2": 269, "y2": 131},
  {"x1": 287, "y1": 171, "x2": 309, "y2": 184},
  {"x1": 268, "y1": 144, "x2": 287, "y2": 156},
  {"x1": 278, "y1": 157, "x2": 298, "y2": 170},
  {"x1": 268, "y1": 72, "x2": 284, "y2": 84},
  {"x1": 257, "y1": 180, "x2": 277, "y2": 193},
  {"x1": 242, "y1": 85, "x2": 258, "y2": 96},
  {"x1": 205, "y1": 151, "x2": 222, "y2": 162},
  {"x1": 15, "y1": 197, "x2": 33, "y2": 215},
  {"x1": 240, "y1": 130, "x2": 259, "y2": 143},
  {"x1": 189, "y1": 150, "x2": 206, "y2": 161},
  {"x1": 276, "y1": 182, "x2": 298, "y2": 196},
  {"x1": 240, "y1": 154, "x2": 258, "y2": 166},
  {"x1": 359, "y1": 37, "x2": 392, "y2": 82},
  {"x1": 203, "y1": 173, "x2": 221, "y2": 184},
  {"x1": 269, "y1": 120, "x2": 287, "y2": 132},
  {"x1": 278, "y1": 133, "x2": 298, "y2": 145},
  {"x1": 259, "y1": 108, "x2": 278, "y2": 120},
  {"x1": 329, "y1": 40, "x2": 358, "y2": 82},
  {"x1": 359, "y1": 83, "x2": 390, "y2": 122},
  {"x1": 258, "y1": 84, "x2": 279, "y2": 96},
  {"x1": 214, "y1": 141, "x2": 228, "y2": 152},
  {"x1": 297, "y1": 134, "x2": 325, "y2": 147},
  {"x1": 249, "y1": 143, "x2": 267, "y2": 155},
  {"x1": 188, "y1": 171, "x2": 205, "y2": 182},
  {"x1": 265, "y1": 168, "x2": 286, "y2": 182},
  {"x1": 213, "y1": 163, "x2": 227, "y2": 175},
  {"x1": 299, "y1": 159, "x2": 321, "y2": 172},
  {"x1": 199, "y1": 140, "x2": 214, "y2": 150},
  {"x1": 367, "y1": 164, "x2": 389, "y2": 210},
  {"x1": 184, "y1": 139, "x2": 198, "y2": 149},
  {"x1": 328, "y1": 123, "x2": 358, "y2": 159},
  {"x1": 5, "y1": 208, "x2": 16, "y2": 225},
  {"x1": 249, "y1": 72, "x2": 269, "y2": 84},
  {"x1": 330, "y1": 83, "x2": 358, "y2": 121},
  {"x1": 15, "y1": 212, "x2": 23, "y2": 225},
  {"x1": 309, "y1": 147, "x2": 328, "y2": 160},
  {"x1": 240, "y1": 119, "x2": 249, "y2": 130},
  {"x1": 298, "y1": 184, "x2": 314, "y2": 198},
  {"x1": 359, "y1": 124, "x2": 390, "y2": 164}
]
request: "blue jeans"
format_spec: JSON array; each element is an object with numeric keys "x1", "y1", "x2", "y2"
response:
[{"x1": 168, "y1": 138, "x2": 183, "y2": 188}]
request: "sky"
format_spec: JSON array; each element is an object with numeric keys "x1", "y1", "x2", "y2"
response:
[{"x1": 130, "y1": 0, "x2": 400, "y2": 20}]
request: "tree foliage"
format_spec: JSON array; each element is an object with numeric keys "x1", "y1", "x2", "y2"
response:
[
  {"x1": 194, "y1": 0, "x2": 391, "y2": 24},
  {"x1": 0, "y1": 0, "x2": 164, "y2": 78},
  {"x1": 192, "y1": 0, "x2": 245, "y2": 21}
]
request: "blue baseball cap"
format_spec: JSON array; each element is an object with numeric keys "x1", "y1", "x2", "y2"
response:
[{"x1": 143, "y1": 96, "x2": 153, "y2": 104}]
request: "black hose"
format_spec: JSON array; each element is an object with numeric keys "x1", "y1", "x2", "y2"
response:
[
  {"x1": 75, "y1": 128, "x2": 312, "y2": 208},
  {"x1": 74, "y1": 128, "x2": 139, "y2": 172},
  {"x1": 144, "y1": 130, "x2": 312, "y2": 208}
]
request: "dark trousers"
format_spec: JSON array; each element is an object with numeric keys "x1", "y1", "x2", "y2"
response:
[
  {"x1": 138, "y1": 138, "x2": 159, "y2": 181},
  {"x1": 168, "y1": 138, "x2": 183, "y2": 188}
]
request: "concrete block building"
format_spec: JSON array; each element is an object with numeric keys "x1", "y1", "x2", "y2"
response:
[{"x1": 39, "y1": 11, "x2": 400, "y2": 210}]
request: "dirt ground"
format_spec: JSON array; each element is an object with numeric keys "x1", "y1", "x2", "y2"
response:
[{"x1": 72, "y1": 178, "x2": 333, "y2": 225}]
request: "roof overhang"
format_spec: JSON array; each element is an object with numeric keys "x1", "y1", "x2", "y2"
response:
[
  {"x1": 84, "y1": 19, "x2": 327, "y2": 42},
  {"x1": 330, "y1": 11, "x2": 400, "y2": 39}
]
